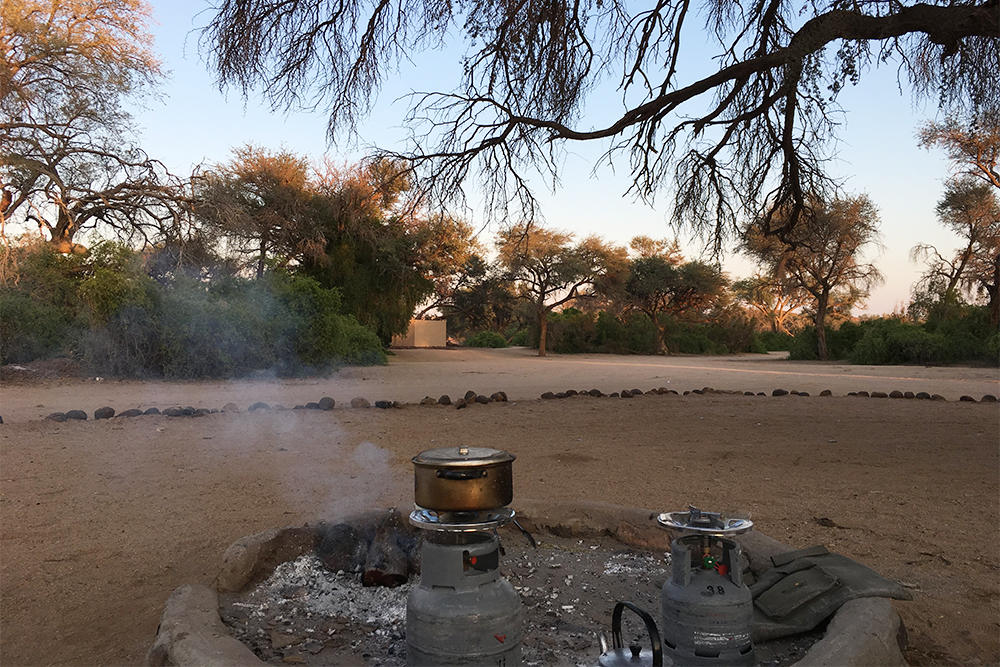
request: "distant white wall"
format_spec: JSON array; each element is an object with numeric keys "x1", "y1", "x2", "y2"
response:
[{"x1": 391, "y1": 319, "x2": 447, "y2": 348}]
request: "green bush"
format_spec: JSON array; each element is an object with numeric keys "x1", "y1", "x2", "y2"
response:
[
  {"x1": 756, "y1": 330, "x2": 794, "y2": 351},
  {"x1": 465, "y1": 331, "x2": 509, "y2": 348},
  {"x1": 0, "y1": 290, "x2": 80, "y2": 363},
  {"x1": 848, "y1": 319, "x2": 945, "y2": 365}
]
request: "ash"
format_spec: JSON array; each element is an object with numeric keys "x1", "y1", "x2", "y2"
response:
[
  {"x1": 220, "y1": 554, "x2": 411, "y2": 666},
  {"x1": 221, "y1": 536, "x2": 820, "y2": 666}
]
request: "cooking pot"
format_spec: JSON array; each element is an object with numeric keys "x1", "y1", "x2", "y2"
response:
[{"x1": 412, "y1": 446, "x2": 514, "y2": 511}]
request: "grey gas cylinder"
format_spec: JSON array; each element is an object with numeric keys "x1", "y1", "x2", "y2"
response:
[
  {"x1": 406, "y1": 533, "x2": 522, "y2": 666},
  {"x1": 661, "y1": 535, "x2": 754, "y2": 666}
]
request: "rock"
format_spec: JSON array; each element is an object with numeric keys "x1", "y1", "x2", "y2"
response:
[
  {"x1": 216, "y1": 525, "x2": 318, "y2": 593},
  {"x1": 438, "y1": 394, "x2": 452, "y2": 405},
  {"x1": 182, "y1": 406, "x2": 196, "y2": 415},
  {"x1": 915, "y1": 392, "x2": 931, "y2": 399},
  {"x1": 982, "y1": 394, "x2": 998, "y2": 402},
  {"x1": 798, "y1": 391, "x2": 810, "y2": 397},
  {"x1": 871, "y1": 391, "x2": 889, "y2": 398},
  {"x1": 293, "y1": 405, "x2": 305, "y2": 410},
  {"x1": 304, "y1": 402, "x2": 320, "y2": 410},
  {"x1": 691, "y1": 389, "x2": 703, "y2": 395},
  {"x1": 555, "y1": 392, "x2": 568, "y2": 399},
  {"x1": 820, "y1": 389, "x2": 833, "y2": 396},
  {"x1": 222, "y1": 402, "x2": 239, "y2": 413},
  {"x1": 143, "y1": 407, "x2": 161, "y2": 415},
  {"x1": 318, "y1": 397, "x2": 335, "y2": 410},
  {"x1": 117, "y1": 408, "x2": 143, "y2": 418},
  {"x1": 856, "y1": 391, "x2": 870, "y2": 397},
  {"x1": 248, "y1": 402, "x2": 270, "y2": 412},
  {"x1": 755, "y1": 392, "x2": 765, "y2": 396},
  {"x1": 700, "y1": 387, "x2": 714, "y2": 394},
  {"x1": 195, "y1": 408, "x2": 212, "y2": 416},
  {"x1": 620, "y1": 390, "x2": 633, "y2": 398},
  {"x1": 930, "y1": 394, "x2": 946, "y2": 401},
  {"x1": 631, "y1": 388, "x2": 644, "y2": 395},
  {"x1": 589, "y1": 388, "x2": 602, "y2": 397},
  {"x1": 490, "y1": 392, "x2": 505, "y2": 402},
  {"x1": 374, "y1": 400, "x2": 392, "y2": 409},
  {"x1": 683, "y1": 391, "x2": 690, "y2": 395},
  {"x1": 64, "y1": 409, "x2": 87, "y2": 420},
  {"x1": 903, "y1": 391, "x2": 915, "y2": 399},
  {"x1": 669, "y1": 390, "x2": 679, "y2": 395},
  {"x1": 475, "y1": 394, "x2": 490, "y2": 404},
  {"x1": 392, "y1": 401, "x2": 405, "y2": 409},
  {"x1": 499, "y1": 391, "x2": 508, "y2": 401},
  {"x1": 420, "y1": 396, "x2": 437, "y2": 406},
  {"x1": 94, "y1": 406, "x2": 115, "y2": 420},
  {"x1": 772, "y1": 389, "x2": 788, "y2": 396},
  {"x1": 541, "y1": 392, "x2": 556, "y2": 399},
  {"x1": 847, "y1": 392, "x2": 857, "y2": 396},
  {"x1": 350, "y1": 397, "x2": 371, "y2": 409},
  {"x1": 145, "y1": 584, "x2": 263, "y2": 667},
  {"x1": 464, "y1": 390, "x2": 477, "y2": 401},
  {"x1": 565, "y1": 389, "x2": 578, "y2": 396},
  {"x1": 745, "y1": 391, "x2": 756, "y2": 396},
  {"x1": 46, "y1": 412, "x2": 67, "y2": 422},
  {"x1": 163, "y1": 407, "x2": 184, "y2": 417},
  {"x1": 790, "y1": 390, "x2": 800, "y2": 395},
  {"x1": 959, "y1": 395, "x2": 976, "y2": 402},
  {"x1": 889, "y1": 390, "x2": 904, "y2": 398},
  {"x1": 316, "y1": 523, "x2": 369, "y2": 574},
  {"x1": 455, "y1": 398, "x2": 468, "y2": 409}
]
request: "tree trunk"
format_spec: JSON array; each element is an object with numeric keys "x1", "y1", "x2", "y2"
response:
[
  {"x1": 815, "y1": 291, "x2": 830, "y2": 361},
  {"x1": 257, "y1": 237, "x2": 266, "y2": 279},
  {"x1": 538, "y1": 309, "x2": 548, "y2": 357},
  {"x1": 989, "y1": 252, "x2": 1000, "y2": 330}
]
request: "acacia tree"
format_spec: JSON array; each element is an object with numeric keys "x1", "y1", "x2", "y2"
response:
[
  {"x1": 624, "y1": 256, "x2": 727, "y2": 353},
  {"x1": 919, "y1": 113, "x2": 1000, "y2": 190},
  {"x1": 498, "y1": 225, "x2": 624, "y2": 356},
  {"x1": 196, "y1": 145, "x2": 325, "y2": 278},
  {"x1": 732, "y1": 273, "x2": 809, "y2": 334},
  {"x1": 1, "y1": 0, "x2": 186, "y2": 254},
  {"x1": 205, "y1": 0, "x2": 998, "y2": 248},
  {"x1": 744, "y1": 195, "x2": 883, "y2": 360},
  {"x1": 911, "y1": 179, "x2": 1000, "y2": 324}
]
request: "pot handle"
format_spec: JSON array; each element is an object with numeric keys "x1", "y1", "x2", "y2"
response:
[
  {"x1": 436, "y1": 469, "x2": 488, "y2": 480},
  {"x1": 611, "y1": 601, "x2": 662, "y2": 666}
]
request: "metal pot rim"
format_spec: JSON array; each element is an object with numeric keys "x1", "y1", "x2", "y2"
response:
[{"x1": 411, "y1": 446, "x2": 515, "y2": 468}]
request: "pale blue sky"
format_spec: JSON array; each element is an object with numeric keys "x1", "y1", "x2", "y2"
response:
[{"x1": 129, "y1": 0, "x2": 963, "y2": 315}]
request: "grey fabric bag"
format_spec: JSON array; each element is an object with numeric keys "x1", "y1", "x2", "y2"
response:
[{"x1": 749, "y1": 545, "x2": 912, "y2": 641}]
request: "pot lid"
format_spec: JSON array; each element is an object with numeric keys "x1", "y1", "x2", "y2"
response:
[{"x1": 412, "y1": 446, "x2": 515, "y2": 467}]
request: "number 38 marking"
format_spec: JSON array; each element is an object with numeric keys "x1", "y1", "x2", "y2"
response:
[{"x1": 706, "y1": 585, "x2": 725, "y2": 595}]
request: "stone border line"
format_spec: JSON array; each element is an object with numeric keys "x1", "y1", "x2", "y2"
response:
[
  {"x1": 147, "y1": 501, "x2": 909, "y2": 667},
  {"x1": 22, "y1": 385, "x2": 999, "y2": 424}
]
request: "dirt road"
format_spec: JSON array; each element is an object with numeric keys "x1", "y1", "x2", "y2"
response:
[{"x1": 0, "y1": 351, "x2": 997, "y2": 666}]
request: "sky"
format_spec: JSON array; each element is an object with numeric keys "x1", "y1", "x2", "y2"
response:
[{"x1": 127, "y1": 0, "x2": 965, "y2": 315}]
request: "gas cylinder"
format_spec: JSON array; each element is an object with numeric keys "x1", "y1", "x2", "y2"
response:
[
  {"x1": 406, "y1": 532, "x2": 522, "y2": 666},
  {"x1": 660, "y1": 535, "x2": 754, "y2": 666}
]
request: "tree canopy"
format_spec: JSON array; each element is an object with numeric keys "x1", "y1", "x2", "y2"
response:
[
  {"x1": 743, "y1": 194, "x2": 883, "y2": 359},
  {"x1": 1, "y1": 0, "x2": 185, "y2": 254},
  {"x1": 205, "y1": 0, "x2": 999, "y2": 249}
]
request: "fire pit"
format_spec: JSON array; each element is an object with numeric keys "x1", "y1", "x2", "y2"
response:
[{"x1": 147, "y1": 502, "x2": 910, "y2": 667}]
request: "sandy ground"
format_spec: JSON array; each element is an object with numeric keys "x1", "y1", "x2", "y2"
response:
[{"x1": 0, "y1": 349, "x2": 998, "y2": 666}]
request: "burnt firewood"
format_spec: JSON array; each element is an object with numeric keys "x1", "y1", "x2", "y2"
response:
[
  {"x1": 316, "y1": 523, "x2": 369, "y2": 574},
  {"x1": 362, "y1": 509, "x2": 410, "y2": 587}
]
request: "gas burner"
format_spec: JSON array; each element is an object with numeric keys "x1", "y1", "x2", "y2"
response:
[
  {"x1": 656, "y1": 505, "x2": 753, "y2": 536},
  {"x1": 409, "y1": 506, "x2": 515, "y2": 532}
]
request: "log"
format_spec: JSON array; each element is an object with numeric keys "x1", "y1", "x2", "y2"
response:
[
  {"x1": 362, "y1": 509, "x2": 410, "y2": 587},
  {"x1": 315, "y1": 523, "x2": 369, "y2": 574}
]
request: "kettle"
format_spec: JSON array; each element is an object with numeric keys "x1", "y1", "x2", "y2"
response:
[{"x1": 598, "y1": 601, "x2": 666, "y2": 666}]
